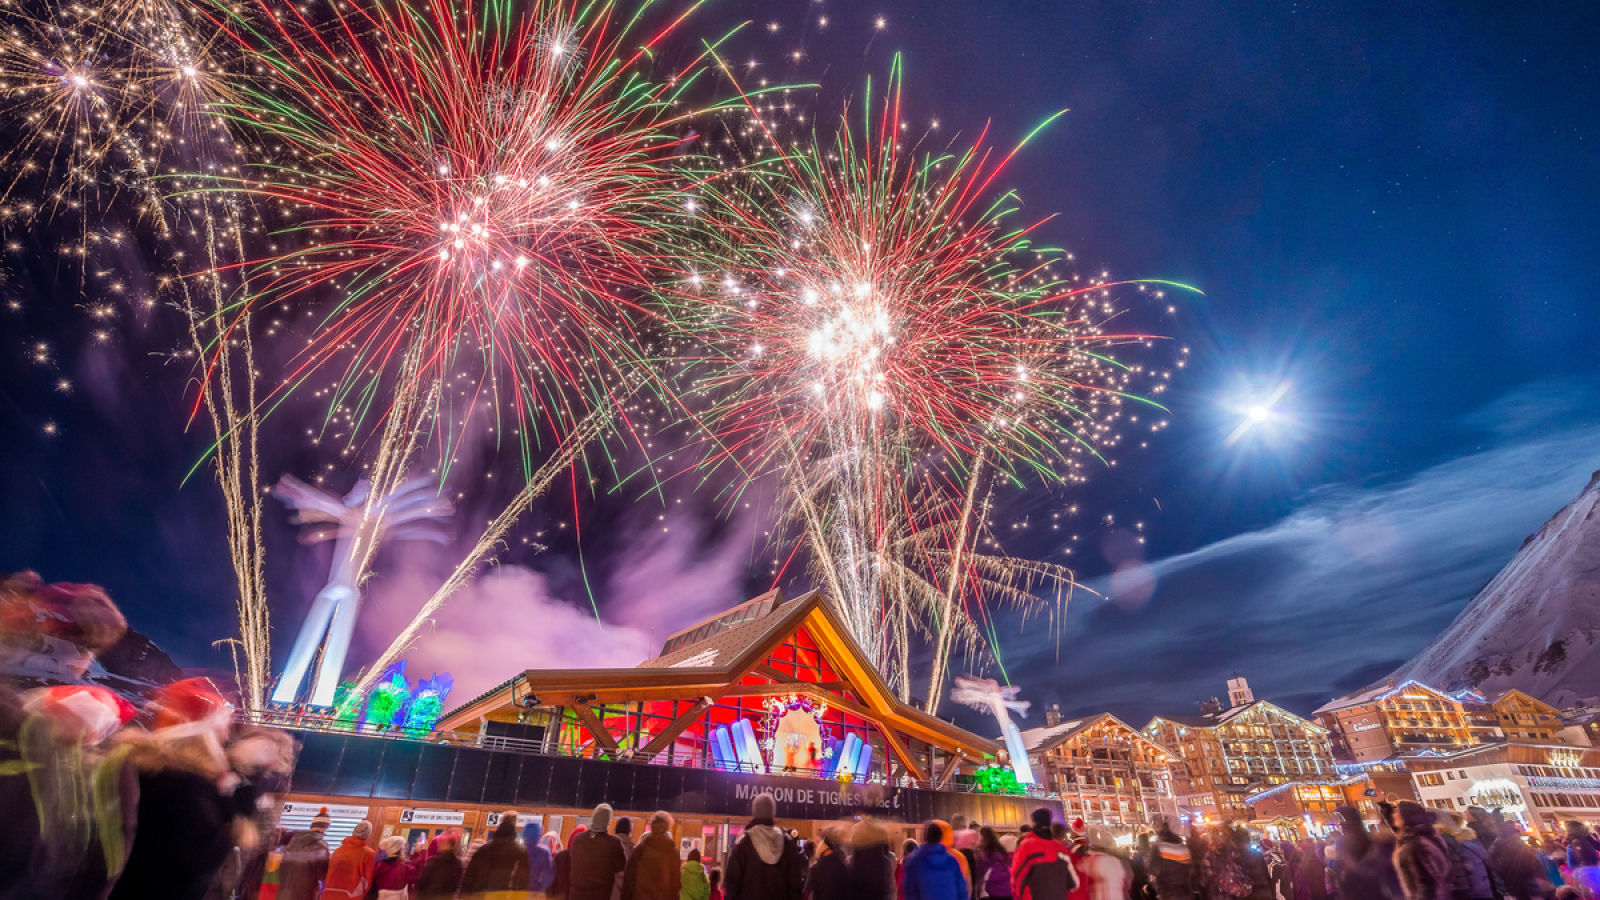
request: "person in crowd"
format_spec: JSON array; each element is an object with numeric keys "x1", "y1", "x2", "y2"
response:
[
  {"x1": 724, "y1": 793, "x2": 804, "y2": 900},
  {"x1": 931, "y1": 821, "x2": 972, "y2": 888},
  {"x1": 572, "y1": 807, "x2": 630, "y2": 900},
  {"x1": 1290, "y1": 838, "x2": 1329, "y2": 900},
  {"x1": 373, "y1": 834, "x2": 422, "y2": 900},
  {"x1": 681, "y1": 848, "x2": 711, "y2": 900},
  {"x1": 1438, "y1": 813, "x2": 1494, "y2": 900},
  {"x1": 1011, "y1": 809, "x2": 1077, "y2": 900},
  {"x1": 108, "y1": 679, "x2": 269, "y2": 900},
  {"x1": 1540, "y1": 837, "x2": 1568, "y2": 891},
  {"x1": 1391, "y1": 802, "x2": 1450, "y2": 900},
  {"x1": 1195, "y1": 825, "x2": 1251, "y2": 900},
  {"x1": 321, "y1": 819, "x2": 377, "y2": 900},
  {"x1": 1492, "y1": 819, "x2": 1552, "y2": 900},
  {"x1": 614, "y1": 818, "x2": 638, "y2": 900},
  {"x1": 1566, "y1": 820, "x2": 1600, "y2": 894},
  {"x1": 1555, "y1": 887, "x2": 1583, "y2": 900},
  {"x1": 708, "y1": 868, "x2": 723, "y2": 900},
  {"x1": 523, "y1": 819, "x2": 555, "y2": 898},
  {"x1": 1322, "y1": 806, "x2": 1376, "y2": 900},
  {"x1": 975, "y1": 826, "x2": 1014, "y2": 900},
  {"x1": 1076, "y1": 825, "x2": 1129, "y2": 900},
  {"x1": 899, "y1": 839, "x2": 918, "y2": 900},
  {"x1": 551, "y1": 827, "x2": 587, "y2": 900},
  {"x1": 805, "y1": 825, "x2": 850, "y2": 900},
  {"x1": 1144, "y1": 819, "x2": 1193, "y2": 900},
  {"x1": 416, "y1": 830, "x2": 465, "y2": 900},
  {"x1": 1129, "y1": 834, "x2": 1153, "y2": 900},
  {"x1": 848, "y1": 819, "x2": 896, "y2": 900},
  {"x1": 276, "y1": 810, "x2": 333, "y2": 900},
  {"x1": 951, "y1": 816, "x2": 980, "y2": 898},
  {"x1": 1231, "y1": 829, "x2": 1272, "y2": 900},
  {"x1": 1464, "y1": 808, "x2": 1498, "y2": 848},
  {"x1": 462, "y1": 810, "x2": 534, "y2": 899},
  {"x1": 1259, "y1": 839, "x2": 1290, "y2": 900},
  {"x1": 904, "y1": 822, "x2": 971, "y2": 900},
  {"x1": 620, "y1": 811, "x2": 680, "y2": 900}
]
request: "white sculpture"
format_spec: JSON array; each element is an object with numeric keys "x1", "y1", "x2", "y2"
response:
[
  {"x1": 270, "y1": 475, "x2": 452, "y2": 707},
  {"x1": 950, "y1": 675, "x2": 1036, "y2": 785}
]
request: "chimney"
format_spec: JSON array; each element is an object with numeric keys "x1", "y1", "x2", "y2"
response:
[
  {"x1": 1227, "y1": 677, "x2": 1255, "y2": 709},
  {"x1": 1046, "y1": 704, "x2": 1062, "y2": 727},
  {"x1": 1200, "y1": 697, "x2": 1223, "y2": 717}
]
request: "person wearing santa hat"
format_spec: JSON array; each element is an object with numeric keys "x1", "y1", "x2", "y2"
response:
[
  {"x1": 106, "y1": 678, "x2": 263, "y2": 900},
  {"x1": 0, "y1": 683, "x2": 140, "y2": 900}
]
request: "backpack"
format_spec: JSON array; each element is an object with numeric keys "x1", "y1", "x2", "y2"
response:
[{"x1": 1214, "y1": 855, "x2": 1251, "y2": 899}]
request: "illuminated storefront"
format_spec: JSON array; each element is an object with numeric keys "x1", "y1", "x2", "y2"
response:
[{"x1": 1408, "y1": 742, "x2": 1600, "y2": 838}]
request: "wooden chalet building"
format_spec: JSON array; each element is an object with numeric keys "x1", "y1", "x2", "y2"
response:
[
  {"x1": 266, "y1": 590, "x2": 1058, "y2": 858},
  {"x1": 1019, "y1": 709, "x2": 1180, "y2": 834}
]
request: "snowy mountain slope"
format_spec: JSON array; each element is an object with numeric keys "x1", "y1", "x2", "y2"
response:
[{"x1": 1393, "y1": 470, "x2": 1600, "y2": 707}]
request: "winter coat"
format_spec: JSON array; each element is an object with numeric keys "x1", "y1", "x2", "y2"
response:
[
  {"x1": 903, "y1": 844, "x2": 971, "y2": 900},
  {"x1": 108, "y1": 761, "x2": 256, "y2": 900},
  {"x1": 724, "y1": 821, "x2": 805, "y2": 900},
  {"x1": 1290, "y1": 848, "x2": 1328, "y2": 900},
  {"x1": 976, "y1": 850, "x2": 1013, "y2": 899},
  {"x1": 1455, "y1": 836, "x2": 1494, "y2": 900},
  {"x1": 552, "y1": 849, "x2": 574, "y2": 900},
  {"x1": 373, "y1": 854, "x2": 423, "y2": 892},
  {"x1": 1490, "y1": 832, "x2": 1550, "y2": 900},
  {"x1": 805, "y1": 847, "x2": 850, "y2": 900},
  {"x1": 847, "y1": 842, "x2": 896, "y2": 900},
  {"x1": 416, "y1": 847, "x2": 465, "y2": 900},
  {"x1": 276, "y1": 831, "x2": 332, "y2": 900},
  {"x1": 321, "y1": 835, "x2": 377, "y2": 900},
  {"x1": 462, "y1": 820, "x2": 533, "y2": 898},
  {"x1": 526, "y1": 822, "x2": 556, "y2": 894},
  {"x1": 570, "y1": 831, "x2": 630, "y2": 900},
  {"x1": 681, "y1": 860, "x2": 711, "y2": 900},
  {"x1": 613, "y1": 837, "x2": 637, "y2": 900},
  {"x1": 1394, "y1": 831, "x2": 1451, "y2": 900},
  {"x1": 1262, "y1": 848, "x2": 1290, "y2": 900},
  {"x1": 1010, "y1": 833, "x2": 1077, "y2": 900},
  {"x1": 622, "y1": 832, "x2": 683, "y2": 900},
  {"x1": 1143, "y1": 837, "x2": 1193, "y2": 900},
  {"x1": 1076, "y1": 852, "x2": 1126, "y2": 900}
]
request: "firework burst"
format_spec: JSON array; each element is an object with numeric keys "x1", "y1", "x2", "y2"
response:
[{"x1": 660, "y1": 59, "x2": 1190, "y2": 704}]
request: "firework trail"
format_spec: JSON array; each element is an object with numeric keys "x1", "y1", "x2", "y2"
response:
[
  {"x1": 659, "y1": 57, "x2": 1191, "y2": 706},
  {"x1": 189, "y1": 0, "x2": 734, "y2": 700}
]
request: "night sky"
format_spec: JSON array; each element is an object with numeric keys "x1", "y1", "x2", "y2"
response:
[{"x1": 3, "y1": 0, "x2": 1599, "y2": 735}]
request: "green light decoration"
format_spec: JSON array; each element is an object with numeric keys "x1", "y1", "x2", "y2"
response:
[
  {"x1": 363, "y1": 662, "x2": 410, "y2": 728},
  {"x1": 974, "y1": 765, "x2": 1024, "y2": 795},
  {"x1": 402, "y1": 673, "x2": 454, "y2": 734},
  {"x1": 331, "y1": 680, "x2": 364, "y2": 724}
]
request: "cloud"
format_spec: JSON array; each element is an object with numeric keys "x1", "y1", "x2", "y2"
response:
[
  {"x1": 1005, "y1": 379, "x2": 1600, "y2": 725},
  {"x1": 360, "y1": 559, "x2": 657, "y2": 703}
]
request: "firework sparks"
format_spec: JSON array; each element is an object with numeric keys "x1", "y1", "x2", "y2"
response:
[{"x1": 659, "y1": 59, "x2": 1191, "y2": 702}]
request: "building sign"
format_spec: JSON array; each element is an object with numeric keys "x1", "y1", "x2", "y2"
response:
[
  {"x1": 1527, "y1": 776, "x2": 1600, "y2": 793},
  {"x1": 282, "y1": 802, "x2": 370, "y2": 819},
  {"x1": 400, "y1": 808, "x2": 466, "y2": 825},
  {"x1": 1350, "y1": 721, "x2": 1382, "y2": 733},
  {"x1": 1549, "y1": 749, "x2": 1583, "y2": 769}
]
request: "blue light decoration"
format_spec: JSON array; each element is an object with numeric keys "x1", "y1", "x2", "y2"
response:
[
  {"x1": 403, "y1": 672, "x2": 454, "y2": 733},
  {"x1": 711, "y1": 726, "x2": 739, "y2": 771}
]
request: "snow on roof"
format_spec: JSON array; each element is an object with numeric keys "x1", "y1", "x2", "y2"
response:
[
  {"x1": 667, "y1": 649, "x2": 720, "y2": 669},
  {"x1": 1313, "y1": 679, "x2": 1479, "y2": 716},
  {"x1": 1015, "y1": 720, "x2": 1084, "y2": 751}
]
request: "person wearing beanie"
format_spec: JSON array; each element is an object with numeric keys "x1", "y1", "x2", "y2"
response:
[
  {"x1": 571, "y1": 806, "x2": 629, "y2": 900},
  {"x1": 278, "y1": 811, "x2": 333, "y2": 900},
  {"x1": 322, "y1": 819, "x2": 379, "y2": 900},
  {"x1": 1009, "y1": 810, "x2": 1077, "y2": 900},
  {"x1": 724, "y1": 792, "x2": 804, "y2": 900},
  {"x1": 612, "y1": 816, "x2": 637, "y2": 900},
  {"x1": 681, "y1": 847, "x2": 710, "y2": 900},
  {"x1": 903, "y1": 822, "x2": 970, "y2": 900},
  {"x1": 373, "y1": 833, "x2": 423, "y2": 900},
  {"x1": 622, "y1": 811, "x2": 681, "y2": 900},
  {"x1": 461, "y1": 810, "x2": 533, "y2": 899}
]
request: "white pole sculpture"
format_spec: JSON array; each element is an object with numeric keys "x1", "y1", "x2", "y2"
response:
[
  {"x1": 950, "y1": 675, "x2": 1036, "y2": 785},
  {"x1": 270, "y1": 475, "x2": 452, "y2": 707}
]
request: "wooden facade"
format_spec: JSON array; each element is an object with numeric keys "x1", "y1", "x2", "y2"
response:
[{"x1": 1020, "y1": 712, "x2": 1180, "y2": 831}]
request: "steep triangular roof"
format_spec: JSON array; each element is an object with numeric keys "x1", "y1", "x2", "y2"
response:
[{"x1": 1015, "y1": 712, "x2": 1173, "y2": 760}]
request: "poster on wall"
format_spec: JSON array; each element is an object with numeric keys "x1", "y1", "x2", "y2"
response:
[{"x1": 680, "y1": 837, "x2": 702, "y2": 861}]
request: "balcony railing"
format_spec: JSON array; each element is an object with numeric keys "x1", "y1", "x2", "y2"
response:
[{"x1": 237, "y1": 708, "x2": 1066, "y2": 800}]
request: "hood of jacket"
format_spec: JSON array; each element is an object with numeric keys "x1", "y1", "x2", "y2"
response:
[
  {"x1": 287, "y1": 830, "x2": 330, "y2": 853},
  {"x1": 744, "y1": 823, "x2": 786, "y2": 865},
  {"x1": 907, "y1": 844, "x2": 964, "y2": 877},
  {"x1": 338, "y1": 835, "x2": 369, "y2": 851},
  {"x1": 525, "y1": 821, "x2": 545, "y2": 846}
]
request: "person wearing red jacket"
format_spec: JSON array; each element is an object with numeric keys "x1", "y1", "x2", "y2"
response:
[
  {"x1": 373, "y1": 835, "x2": 425, "y2": 899},
  {"x1": 1010, "y1": 810, "x2": 1079, "y2": 900},
  {"x1": 322, "y1": 820, "x2": 378, "y2": 900}
]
